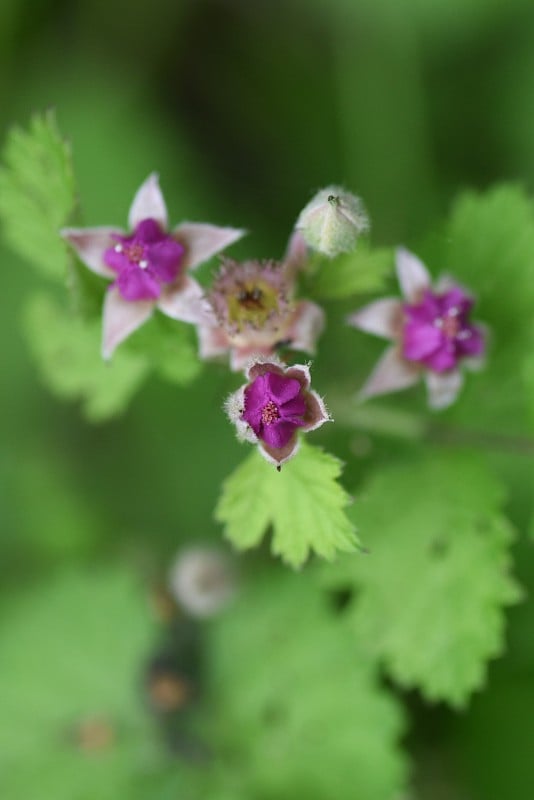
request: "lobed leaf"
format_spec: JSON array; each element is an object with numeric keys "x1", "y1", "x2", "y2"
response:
[
  {"x1": 325, "y1": 452, "x2": 521, "y2": 707},
  {"x1": 215, "y1": 439, "x2": 358, "y2": 567},
  {"x1": 24, "y1": 292, "x2": 149, "y2": 422},
  {"x1": 207, "y1": 571, "x2": 409, "y2": 800},
  {"x1": 0, "y1": 111, "x2": 76, "y2": 280}
]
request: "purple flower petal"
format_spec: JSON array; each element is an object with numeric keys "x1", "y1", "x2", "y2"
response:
[
  {"x1": 134, "y1": 218, "x2": 165, "y2": 243},
  {"x1": 440, "y1": 287, "x2": 473, "y2": 315},
  {"x1": 403, "y1": 320, "x2": 443, "y2": 361},
  {"x1": 456, "y1": 324, "x2": 485, "y2": 357},
  {"x1": 243, "y1": 374, "x2": 269, "y2": 417},
  {"x1": 116, "y1": 265, "x2": 161, "y2": 301},
  {"x1": 265, "y1": 372, "x2": 302, "y2": 404},
  {"x1": 103, "y1": 247, "x2": 130, "y2": 274},
  {"x1": 128, "y1": 174, "x2": 168, "y2": 230},
  {"x1": 424, "y1": 344, "x2": 457, "y2": 373},
  {"x1": 404, "y1": 292, "x2": 441, "y2": 323},
  {"x1": 262, "y1": 420, "x2": 298, "y2": 449},
  {"x1": 278, "y1": 395, "x2": 308, "y2": 418},
  {"x1": 147, "y1": 238, "x2": 185, "y2": 283}
]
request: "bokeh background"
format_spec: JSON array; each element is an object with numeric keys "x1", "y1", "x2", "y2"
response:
[{"x1": 2, "y1": 1, "x2": 534, "y2": 798}]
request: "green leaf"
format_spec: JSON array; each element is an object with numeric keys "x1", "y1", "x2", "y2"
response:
[
  {"x1": 0, "y1": 567, "x2": 169, "y2": 800},
  {"x1": 0, "y1": 111, "x2": 76, "y2": 280},
  {"x1": 126, "y1": 313, "x2": 202, "y2": 386},
  {"x1": 24, "y1": 292, "x2": 149, "y2": 421},
  {"x1": 437, "y1": 185, "x2": 534, "y2": 342},
  {"x1": 311, "y1": 242, "x2": 392, "y2": 300},
  {"x1": 215, "y1": 439, "x2": 358, "y2": 567},
  {"x1": 325, "y1": 452, "x2": 521, "y2": 707},
  {"x1": 207, "y1": 571, "x2": 409, "y2": 800}
]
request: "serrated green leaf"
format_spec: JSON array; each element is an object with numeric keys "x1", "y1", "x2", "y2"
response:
[
  {"x1": 325, "y1": 452, "x2": 521, "y2": 707},
  {"x1": 0, "y1": 111, "x2": 76, "y2": 280},
  {"x1": 215, "y1": 439, "x2": 358, "y2": 567},
  {"x1": 24, "y1": 292, "x2": 149, "y2": 421},
  {"x1": 311, "y1": 242, "x2": 392, "y2": 300},
  {"x1": 207, "y1": 571, "x2": 409, "y2": 800},
  {"x1": 126, "y1": 313, "x2": 202, "y2": 386}
]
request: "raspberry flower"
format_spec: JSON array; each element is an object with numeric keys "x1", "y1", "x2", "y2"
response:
[
  {"x1": 199, "y1": 234, "x2": 324, "y2": 371},
  {"x1": 61, "y1": 174, "x2": 244, "y2": 358},
  {"x1": 347, "y1": 248, "x2": 486, "y2": 409},
  {"x1": 226, "y1": 358, "x2": 330, "y2": 466}
]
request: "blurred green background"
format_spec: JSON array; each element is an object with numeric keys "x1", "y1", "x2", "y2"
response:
[{"x1": 2, "y1": 1, "x2": 534, "y2": 798}]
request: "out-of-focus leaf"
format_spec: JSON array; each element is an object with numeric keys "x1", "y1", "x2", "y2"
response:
[
  {"x1": 24, "y1": 292, "x2": 149, "y2": 422},
  {"x1": 0, "y1": 567, "x2": 199, "y2": 800},
  {"x1": 207, "y1": 571, "x2": 409, "y2": 800},
  {"x1": 325, "y1": 451, "x2": 521, "y2": 707},
  {"x1": 215, "y1": 440, "x2": 358, "y2": 567},
  {"x1": 0, "y1": 111, "x2": 76, "y2": 280},
  {"x1": 311, "y1": 243, "x2": 392, "y2": 300}
]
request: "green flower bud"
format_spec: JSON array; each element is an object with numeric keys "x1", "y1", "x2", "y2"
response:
[{"x1": 296, "y1": 186, "x2": 369, "y2": 258}]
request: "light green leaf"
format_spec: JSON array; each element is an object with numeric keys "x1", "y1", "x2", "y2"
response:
[
  {"x1": 0, "y1": 111, "x2": 76, "y2": 280},
  {"x1": 215, "y1": 439, "x2": 358, "y2": 567},
  {"x1": 312, "y1": 242, "x2": 392, "y2": 300},
  {"x1": 207, "y1": 571, "x2": 409, "y2": 800},
  {"x1": 24, "y1": 293, "x2": 149, "y2": 421},
  {"x1": 0, "y1": 567, "x2": 174, "y2": 800},
  {"x1": 325, "y1": 452, "x2": 521, "y2": 707}
]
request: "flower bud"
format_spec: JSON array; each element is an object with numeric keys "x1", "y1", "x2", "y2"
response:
[{"x1": 295, "y1": 186, "x2": 369, "y2": 258}]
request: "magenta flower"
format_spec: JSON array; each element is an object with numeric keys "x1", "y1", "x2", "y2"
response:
[
  {"x1": 198, "y1": 233, "x2": 324, "y2": 371},
  {"x1": 226, "y1": 358, "x2": 330, "y2": 466},
  {"x1": 347, "y1": 248, "x2": 486, "y2": 409},
  {"x1": 61, "y1": 174, "x2": 244, "y2": 358}
]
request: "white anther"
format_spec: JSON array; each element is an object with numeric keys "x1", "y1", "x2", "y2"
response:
[
  {"x1": 434, "y1": 317, "x2": 444, "y2": 328},
  {"x1": 114, "y1": 244, "x2": 123, "y2": 253},
  {"x1": 448, "y1": 306, "x2": 460, "y2": 317},
  {"x1": 457, "y1": 330, "x2": 471, "y2": 340},
  {"x1": 139, "y1": 259, "x2": 149, "y2": 269}
]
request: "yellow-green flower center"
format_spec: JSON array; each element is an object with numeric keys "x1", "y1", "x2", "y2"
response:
[{"x1": 227, "y1": 280, "x2": 280, "y2": 330}]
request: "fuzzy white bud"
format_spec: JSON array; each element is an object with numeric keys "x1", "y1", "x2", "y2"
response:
[{"x1": 296, "y1": 186, "x2": 369, "y2": 258}]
